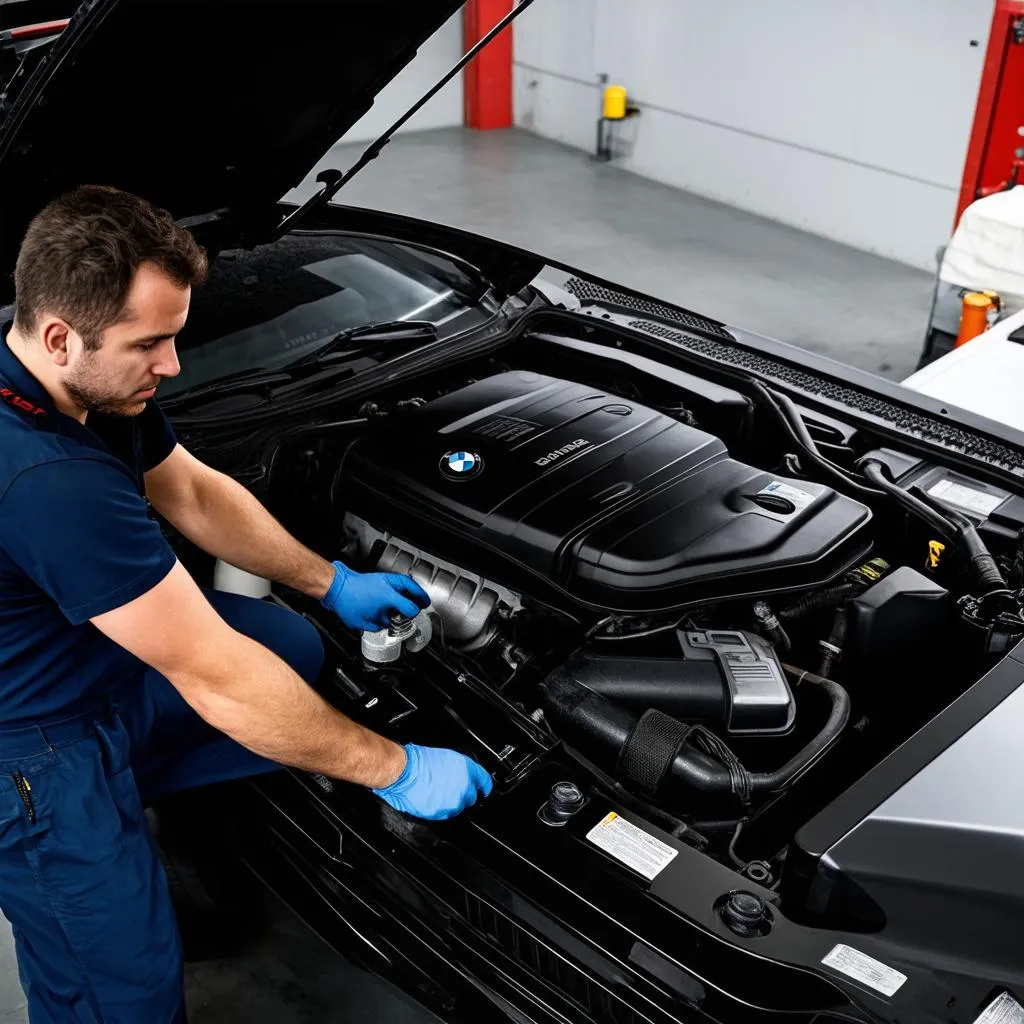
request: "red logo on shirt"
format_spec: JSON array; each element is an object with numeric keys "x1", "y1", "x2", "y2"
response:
[{"x1": 0, "y1": 388, "x2": 47, "y2": 417}]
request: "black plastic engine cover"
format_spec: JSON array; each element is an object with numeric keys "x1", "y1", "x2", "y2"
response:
[{"x1": 337, "y1": 371, "x2": 873, "y2": 613}]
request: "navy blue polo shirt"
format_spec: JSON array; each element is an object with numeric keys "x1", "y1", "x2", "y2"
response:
[{"x1": 0, "y1": 323, "x2": 179, "y2": 727}]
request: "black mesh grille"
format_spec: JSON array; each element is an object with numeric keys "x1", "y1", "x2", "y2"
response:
[
  {"x1": 627, "y1": 319, "x2": 1024, "y2": 475},
  {"x1": 563, "y1": 278, "x2": 734, "y2": 340},
  {"x1": 459, "y1": 892, "x2": 648, "y2": 1024}
]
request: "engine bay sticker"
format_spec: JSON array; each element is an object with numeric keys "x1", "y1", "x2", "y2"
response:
[
  {"x1": 974, "y1": 992, "x2": 1024, "y2": 1024},
  {"x1": 821, "y1": 945, "x2": 907, "y2": 998},
  {"x1": 585, "y1": 812, "x2": 678, "y2": 881},
  {"x1": 927, "y1": 478, "x2": 1004, "y2": 518},
  {"x1": 758, "y1": 480, "x2": 815, "y2": 512}
]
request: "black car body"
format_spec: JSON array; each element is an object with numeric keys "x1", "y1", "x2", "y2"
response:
[
  {"x1": 4, "y1": 4, "x2": 1024, "y2": 1023},
  {"x1": 0, "y1": 0, "x2": 71, "y2": 113}
]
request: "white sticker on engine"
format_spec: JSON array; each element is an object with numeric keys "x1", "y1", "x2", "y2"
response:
[
  {"x1": 927, "y1": 478, "x2": 1004, "y2": 518},
  {"x1": 821, "y1": 944, "x2": 907, "y2": 997},
  {"x1": 974, "y1": 991, "x2": 1024, "y2": 1024},
  {"x1": 758, "y1": 480, "x2": 816, "y2": 512},
  {"x1": 586, "y1": 812, "x2": 678, "y2": 881}
]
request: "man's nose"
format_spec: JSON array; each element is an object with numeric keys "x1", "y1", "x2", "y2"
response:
[{"x1": 153, "y1": 343, "x2": 181, "y2": 378}]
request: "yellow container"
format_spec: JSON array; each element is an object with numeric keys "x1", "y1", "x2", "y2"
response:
[{"x1": 603, "y1": 84, "x2": 627, "y2": 120}]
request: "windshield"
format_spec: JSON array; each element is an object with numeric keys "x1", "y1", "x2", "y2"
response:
[{"x1": 162, "y1": 230, "x2": 493, "y2": 398}]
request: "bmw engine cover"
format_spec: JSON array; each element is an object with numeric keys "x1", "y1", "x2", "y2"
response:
[{"x1": 335, "y1": 371, "x2": 873, "y2": 614}]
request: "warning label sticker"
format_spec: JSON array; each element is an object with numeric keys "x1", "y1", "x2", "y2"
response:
[
  {"x1": 974, "y1": 991, "x2": 1024, "y2": 1024},
  {"x1": 927, "y1": 478, "x2": 1005, "y2": 518},
  {"x1": 758, "y1": 480, "x2": 816, "y2": 512},
  {"x1": 821, "y1": 944, "x2": 907, "y2": 998},
  {"x1": 586, "y1": 812, "x2": 678, "y2": 881}
]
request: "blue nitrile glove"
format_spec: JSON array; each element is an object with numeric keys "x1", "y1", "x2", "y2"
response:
[
  {"x1": 373, "y1": 744, "x2": 494, "y2": 820},
  {"x1": 321, "y1": 560, "x2": 430, "y2": 632}
]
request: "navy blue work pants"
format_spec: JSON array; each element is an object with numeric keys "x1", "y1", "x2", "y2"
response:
[{"x1": 0, "y1": 589, "x2": 325, "y2": 1023}]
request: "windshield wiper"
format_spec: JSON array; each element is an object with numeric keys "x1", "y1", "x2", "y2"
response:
[
  {"x1": 159, "y1": 366, "x2": 295, "y2": 406},
  {"x1": 285, "y1": 319, "x2": 438, "y2": 367},
  {"x1": 162, "y1": 361, "x2": 364, "y2": 412},
  {"x1": 161, "y1": 322, "x2": 438, "y2": 408}
]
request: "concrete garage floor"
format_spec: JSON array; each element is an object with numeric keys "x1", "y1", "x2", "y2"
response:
[
  {"x1": 288, "y1": 126, "x2": 938, "y2": 382},
  {"x1": 0, "y1": 126, "x2": 938, "y2": 1021}
]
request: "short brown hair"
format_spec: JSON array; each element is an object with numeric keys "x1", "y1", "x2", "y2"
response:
[{"x1": 13, "y1": 185, "x2": 208, "y2": 348}]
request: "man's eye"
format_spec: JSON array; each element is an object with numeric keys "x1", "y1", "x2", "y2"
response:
[{"x1": 136, "y1": 343, "x2": 156, "y2": 352}]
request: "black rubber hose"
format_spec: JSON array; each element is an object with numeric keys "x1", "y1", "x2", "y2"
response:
[
  {"x1": 952, "y1": 521, "x2": 1008, "y2": 596},
  {"x1": 907, "y1": 484, "x2": 1010, "y2": 599},
  {"x1": 542, "y1": 673, "x2": 635, "y2": 751},
  {"x1": 965, "y1": 535, "x2": 1012, "y2": 597},
  {"x1": 756, "y1": 667, "x2": 851, "y2": 791},
  {"x1": 752, "y1": 399, "x2": 1009, "y2": 608},
  {"x1": 859, "y1": 460, "x2": 959, "y2": 539},
  {"x1": 753, "y1": 601, "x2": 792, "y2": 652},
  {"x1": 541, "y1": 674, "x2": 743, "y2": 799},
  {"x1": 540, "y1": 669, "x2": 851, "y2": 803},
  {"x1": 750, "y1": 382, "x2": 886, "y2": 502},
  {"x1": 778, "y1": 581, "x2": 861, "y2": 620},
  {"x1": 861, "y1": 460, "x2": 1011, "y2": 602}
]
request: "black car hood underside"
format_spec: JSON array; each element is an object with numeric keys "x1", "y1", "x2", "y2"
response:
[{"x1": 0, "y1": 0, "x2": 463, "y2": 293}]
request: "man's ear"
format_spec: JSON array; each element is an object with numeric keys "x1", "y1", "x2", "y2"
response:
[{"x1": 39, "y1": 318, "x2": 72, "y2": 366}]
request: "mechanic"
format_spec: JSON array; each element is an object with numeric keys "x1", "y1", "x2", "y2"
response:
[{"x1": 0, "y1": 185, "x2": 493, "y2": 1022}]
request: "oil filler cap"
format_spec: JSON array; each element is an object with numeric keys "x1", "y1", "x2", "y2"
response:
[
  {"x1": 720, "y1": 891, "x2": 771, "y2": 937},
  {"x1": 751, "y1": 493, "x2": 796, "y2": 515}
]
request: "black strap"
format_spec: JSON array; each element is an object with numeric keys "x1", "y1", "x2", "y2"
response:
[{"x1": 617, "y1": 709, "x2": 694, "y2": 795}]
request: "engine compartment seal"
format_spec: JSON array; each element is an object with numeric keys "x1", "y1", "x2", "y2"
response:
[{"x1": 624, "y1": 316, "x2": 1024, "y2": 475}]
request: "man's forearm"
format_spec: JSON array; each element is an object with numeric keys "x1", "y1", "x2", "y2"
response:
[
  {"x1": 173, "y1": 466, "x2": 335, "y2": 599},
  {"x1": 92, "y1": 560, "x2": 407, "y2": 788},
  {"x1": 93, "y1": 558, "x2": 488, "y2": 820},
  {"x1": 174, "y1": 621, "x2": 406, "y2": 787}
]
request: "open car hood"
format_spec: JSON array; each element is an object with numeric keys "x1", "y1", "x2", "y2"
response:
[{"x1": 0, "y1": 0, "x2": 464, "y2": 297}]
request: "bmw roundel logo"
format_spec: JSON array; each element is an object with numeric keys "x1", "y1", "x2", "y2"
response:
[{"x1": 440, "y1": 450, "x2": 483, "y2": 480}]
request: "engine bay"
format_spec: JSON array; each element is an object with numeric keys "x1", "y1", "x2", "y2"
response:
[
  {"x1": 338, "y1": 369, "x2": 874, "y2": 615},
  {"x1": 191, "y1": 319, "x2": 1024, "y2": 890}
]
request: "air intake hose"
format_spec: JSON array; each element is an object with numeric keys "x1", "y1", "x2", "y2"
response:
[
  {"x1": 861, "y1": 459, "x2": 1012, "y2": 606},
  {"x1": 540, "y1": 667, "x2": 849, "y2": 806}
]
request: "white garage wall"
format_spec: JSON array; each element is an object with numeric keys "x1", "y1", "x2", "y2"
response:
[
  {"x1": 513, "y1": 1, "x2": 993, "y2": 270},
  {"x1": 343, "y1": 11, "x2": 464, "y2": 144}
]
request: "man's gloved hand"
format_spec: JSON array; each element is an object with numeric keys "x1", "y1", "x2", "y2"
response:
[
  {"x1": 321, "y1": 560, "x2": 430, "y2": 632},
  {"x1": 373, "y1": 744, "x2": 493, "y2": 820}
]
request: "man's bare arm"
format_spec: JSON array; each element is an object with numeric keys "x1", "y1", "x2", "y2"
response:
[
  {"x1": 91, "y1": 560, "x2": 406, "y2": 787},
  {"x1": 145, "y1": 445, "x2": 334, "y2": 600}
]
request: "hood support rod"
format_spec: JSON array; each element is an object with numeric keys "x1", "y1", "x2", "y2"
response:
[{"x1": 275, "y1": 0, "x2": 538, "y2": 238}]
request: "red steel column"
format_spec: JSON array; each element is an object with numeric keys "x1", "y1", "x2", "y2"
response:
[
  {"x1": 463, "y1": 0, "x2": 514, "y2": 130},
  {"x1": 956, "y1": 0, "x2": 1024, "y2": 224}
]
